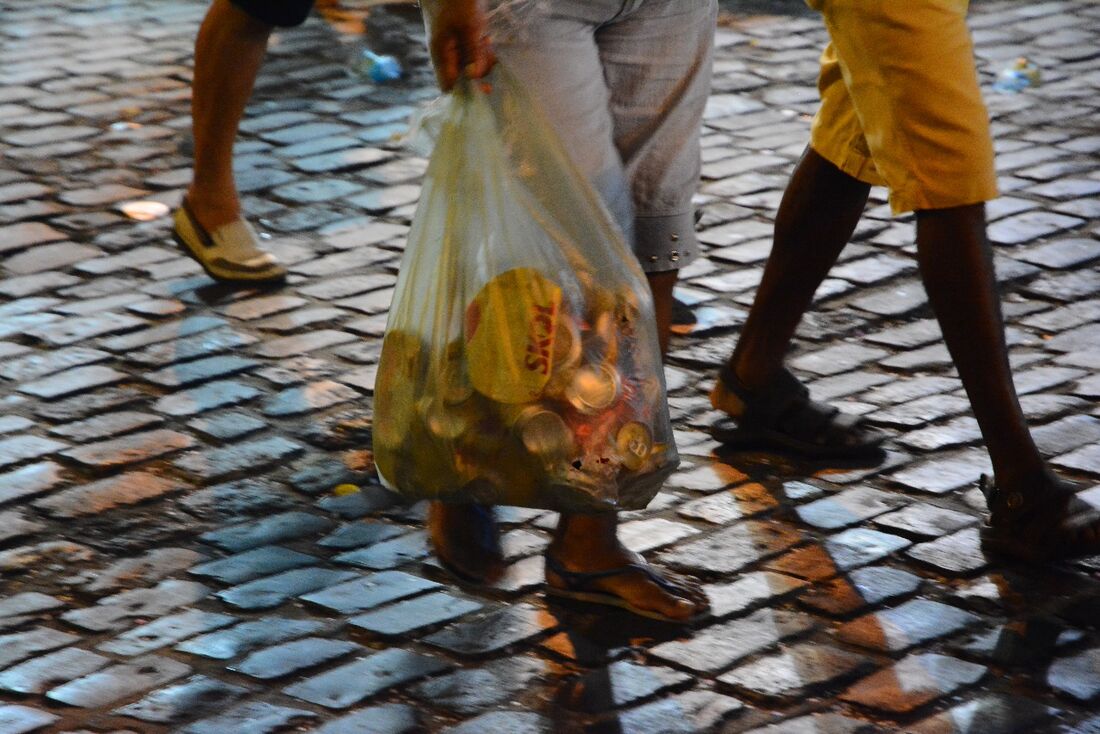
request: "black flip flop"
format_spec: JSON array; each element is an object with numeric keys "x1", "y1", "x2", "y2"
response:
[{"x1": 544, "y1": 554, "x2": 709, "y2": 624}]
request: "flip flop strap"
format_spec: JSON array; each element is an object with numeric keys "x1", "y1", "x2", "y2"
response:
[{"x1": 544, "y1": 554, "x2": 683, "y2": 596}]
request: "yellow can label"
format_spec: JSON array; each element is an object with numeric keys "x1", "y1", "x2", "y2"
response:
[{"x1": 465, "y1": 268, "x2": 562, "y2": 404}]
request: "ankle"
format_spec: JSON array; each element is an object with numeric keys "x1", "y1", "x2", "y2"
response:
[{"x1": 185, "y1": 186, "x2": 242, "y2": 230}]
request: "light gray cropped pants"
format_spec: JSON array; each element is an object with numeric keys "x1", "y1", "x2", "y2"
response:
[{"x1": 437, "y1": 0, "x2": 718, "y2": 273}]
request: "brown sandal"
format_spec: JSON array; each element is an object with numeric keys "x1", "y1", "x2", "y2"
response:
[
  {"x1": 979, "y1": 473, "x2": 1100, "y2": 563},
  {"x1": 709, "y1": 364, "x2": 885, "y2": 460}
]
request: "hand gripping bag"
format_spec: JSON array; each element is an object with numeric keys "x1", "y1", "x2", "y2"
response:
[{"x1": 374, "y1": 68, "x2": 678, "y2": 513}]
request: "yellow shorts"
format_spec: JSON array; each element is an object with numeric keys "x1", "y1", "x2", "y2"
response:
[{"x1": 806, "y1": 0, "x2": 998, "y2": 214}]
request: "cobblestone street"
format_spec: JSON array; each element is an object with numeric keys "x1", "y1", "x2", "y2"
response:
[{"x1": 1, "y1": 0, "x2": 1099, "y2": 732}]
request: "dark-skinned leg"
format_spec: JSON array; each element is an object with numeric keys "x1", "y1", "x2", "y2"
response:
[
  {"x1": 725, "y1": 147, "x2": 869, "y2": 390},
  {"x1": 187, "y1": 0, "x2": 273, "y2": 231},
  {"x1": 545, "y1": 267, "x2": 707, "y2": 622},
  {"x1": 915, "y1": 204, "x2": 1100, "y2": 560},
  {"x1": 913, "y1": 204, "x2": 1047, "y2": 488}
]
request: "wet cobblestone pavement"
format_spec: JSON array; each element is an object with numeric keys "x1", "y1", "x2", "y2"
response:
[{"x1": 1, "y1": 1, "x2": 1099, "y2": 732}]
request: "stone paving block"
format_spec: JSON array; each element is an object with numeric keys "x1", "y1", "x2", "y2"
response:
[
  {"x1": 0, "y1": 541, "x2": 95, "y2": 576},
  {"x1": 128, "y1": 328, "x2": 259, "y2": 367},
  {"x1": 112, "y1": 674, "x2": 250, "y2": 725},
  {"x1": 617, "y1": 517, "x2": 701, "y2": 553},
  {"x1": 718, "y1": 642, "x2": 874, "y2": 702},
  {"x1": 0, "y1": 705, "x2": 59, "y2": 734},
  {"x1": 317, "y1": 520, "x2": 406, "y2": 549},
  {"x1": 410, "y1": 656, "x2": 547, "y2": 715},
  {"x1": 35, "y1": 385, "x2": 147, "y2": 423},
  {"x1": 302, "y1": 570, "x2": 440, "y2": 614},
  {"x1": 59, "y1": 428, "x2": 194, "y2": 470},
  {"x1": 349, "y1": 591, "x2": 483, "y2": 636},
  {"x1": 0, "y1": 647, "x2": 110, "y2": 694},
  {"x1": 865, "y1": 394, "x2": 972, "y2": 429},
  {"x1": 795, "y1": 487, "x2": 907, "y2": 530},
  {"x1": 423, "y1": 602, "x2": 555, "y2": 658},
  {"x1": 83, "y1": 548, "x2": 205, "y2": 594},
  {"x1": 97, "y1": 609, "x2": 237, "y2": 656},
  {"x1": 0, "y1": 627, "x2": 79, "y2": 669},
  {"x1": 99, "y1": 316, "x2": 232, "y2": 352},
  {"x1": 15, "y1": 363, "x2": 127, "y2": 403},
  {"x1": 48, "y1": 410, "x2": 164, "y2": 443},
  {"x1": 176, "y1": 618, "x2": 326, "y2": 660},
  {"x1": 0, "y1": 435, "x2": 67, "y2": 469},
  {"x1": 907, "y1": 528, "x2": 990, "y2": 576},
  {"x1": 217, "y1": 567, "x2": 359, "y2": 611},
  {"x1": 190, "y1": 546, "x2": 317, "y2": 585},
  {"x1": 179, "y1": 478, "x2": 299, "y2": 521},
  {"x1": 953, "y1": 617, "x2": 1083, "y2": 668},
  {"x1": 0, "y1": 460, "x2": 64, "y2": 504},
  {"x1": 703, "y1": 571, "x2": 809, "y2": 619},
  {"x1": 199, "y1": 510, "x2": 332, "y2": 551},
  {"x1": 562, "y1": 659, "x2": 693, "y2": 713},
  {"x1": 263, "y1": 380, "x2": 359, "y2": 416},
  {"x1": 61, "y1": 579, "x2": 209, "y2": 632},
  {"x1": 180, "y1": 701, "x2": 318, "y2": 734},
  {"x1": 0, "y1": 221, "x2": 67, "y2": 253},
  {"x1": 890, "y1": 450, "x2": 992, "y2": 494},
  {"x1": 798, "y1": 565, "x2": 922, "y2": 618},
  {"x1": 47, "y1": 653, "x2": 192, "y2": 708},
  {"x1": 0, "y1": 345, "x2": 110, "y2": 382},
  {"x1": 765, "y1": 544, "x2": 847, "y2": 581},
  {"x1": 4, "y1": 241, "x2": 100, "y2": 275},
  {"x1": 988, "y1": 210, "x2": 1085, "y2": 245},
  {"x1": 658, "y1": 520, "x2": 803, "y2": 575},
  {"x1": 1047, "y1": 647, "x2": 1100, "y2": 702},
  {"x1": 441, "y1": 711, "x2": 550, "y2": 734},
  {"x1": 908, "y1": 692, "x2": 1059, "y2": 734},
  {"x1": 837, "y1": 598, "x2": 981, "y2": 653},
  {"x1": 649, "y1": 608, "x2": 816, "y2": 675},
  {"x1": 144, "y1": 354, "x2": 259, "y2": 388},
  {"x1": 175, "y1": 435, "x2": 304, "y2": 479},
  {"x1": 231, "y1": 637, "x2": 362, "y2": 680},
  {"x1": 156, "y1": 379, "x2": 262, "y2": 417},
  {"x1": 310, "y1": 703, "x2": 420, "y2": 734},
  {"x1": 839, "y1": 653, "x2": 987, "y2": 714},
  {"x1": 26, "y1": 312, "x2": 145, "y2": 347},
  {"x1": 0, "y1": 592, "x2": 66, "y2": 629},
  {"x1": 0, "y1": 271, "x2": 80, "y2": 298},
  {"x1": 0, "y1": 314, "x2": 61, "y2": 342},
  {"x1": 185, "y1": 410, "x2": 267, "y2": 441},
  {"x1": 609, "y1": 690, "x2": 744, "y2": 734},
  {"x1": 744, "y1": 712, "x2": 878, "y2": 733},
  {"x1": 1053, "y1": 442, "x2": 1100, "y2": 476},
  {"x1": 873, "y1": 502, "x2": 977, "y2": 540},
  {"x1": 254, "y1": 329, "x2": 357, "y2": 358},
  {"x1": 34, "y1": 471, "x2": 184, "y2": 518},
  {"x1": 284, "y1": 647, "x2": 450, "y2": 709},
  {"x1": 334, "y1": 529, "x2": 430, "y2": 570},
  {"x1": 823, "y1": 527, "x2": 912, "y2": 571},
  {"x1": 0, "y1": 509, "x2": 44, "y2": 545}
]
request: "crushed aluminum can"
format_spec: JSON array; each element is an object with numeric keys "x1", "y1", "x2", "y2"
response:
[
  {"x1": 506, "y1": 404, "x2": 576, "y2": 463},
  {"x1": 465, "y1": 267, "x2": 562, "y2": 404},
  {"x1": 615, "y1": 421, "x2": 654, "y2": 472},
  {"x1": 564, "y1": 362, "x2": 621, "y2": 415}
]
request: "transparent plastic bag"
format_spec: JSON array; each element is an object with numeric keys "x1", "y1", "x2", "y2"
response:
[{"x1": 374, "y1": 66, "x2": 678, "y2": 513}]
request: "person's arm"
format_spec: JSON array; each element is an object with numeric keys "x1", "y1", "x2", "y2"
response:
[{"x1": 422, "y1": 0, "x2": 495, "y2": 91}]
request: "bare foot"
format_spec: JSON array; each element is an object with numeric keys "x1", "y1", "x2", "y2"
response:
[
  {"x1": 427, "y1": 502, "x2": 505, "y2": 584},
  {"x1": 545, "y1": 541, "x2": 708, "y2": 622}
]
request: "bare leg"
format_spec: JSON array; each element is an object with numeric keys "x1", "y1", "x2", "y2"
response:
[
  {"x1": 914, "y1": 204, "x2": 1046, "y2": 490},
  {"x1": 726, "y1": 147, "x2": 869, "y2": 389},
  {"x1": 186, "y1": 0, "x2": 273, "y2": 231},
  {"x1": 544, "y1": 266, "x2": 706, "y2": 622}
]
